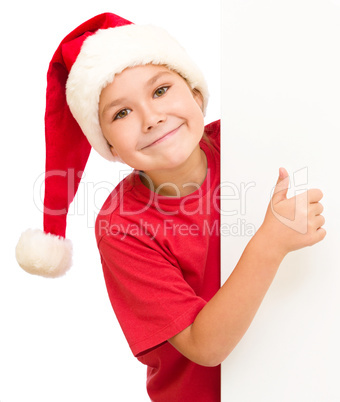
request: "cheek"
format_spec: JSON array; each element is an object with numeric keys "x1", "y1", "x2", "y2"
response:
[
  {"x1": 190, "y1": 102, "x2": 205, "y2": 131},
  {"x1": 101, "y1": 120, "x2": 133, "y2": 150},
  {"x1": 171, "y1": 94, "x2": 204, "y2": 120}
]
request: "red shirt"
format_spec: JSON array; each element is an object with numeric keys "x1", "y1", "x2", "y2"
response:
[{"x1": 96, "y1": 120, "x2": 221, "y2": 401}]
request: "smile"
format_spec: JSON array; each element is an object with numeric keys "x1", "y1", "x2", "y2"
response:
[{"x1": 141, "y1": 125, "x2": 183, "y2": 149}]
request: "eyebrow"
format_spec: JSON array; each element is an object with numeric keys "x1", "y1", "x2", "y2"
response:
[
  {"x1": 101, "y1": 70, "x2": 173, "y2": 116},
  {"x1": 146, "y1": 70, "x2": 172, "y2": 88},
  {"x1": 102, "y1": 97, "x2": 127, "y2": 116}
]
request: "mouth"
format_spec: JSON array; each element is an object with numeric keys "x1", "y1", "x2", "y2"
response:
[{"x1": 141, "y1": 125, "x2": 183, "y2": 149}]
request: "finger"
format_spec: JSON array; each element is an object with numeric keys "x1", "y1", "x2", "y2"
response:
[
  {"x1": 308, "y1": 189, "x2": 323, "y2": 203},
  {"x1": 310, "y1": 202, "x2": 324, "y2": 216},
  {"x1": 277, "y1": 167, "x2": 288, "y2": 183},
  {"x1": 313, "y1": 214, "x2": 325, "y2": 229},
  {"x1": 272, "y1": 168, "x2": 290, "y2": 204},
  {"x1": 311, "y1": 227, "x2": 327, "y2": 245}
]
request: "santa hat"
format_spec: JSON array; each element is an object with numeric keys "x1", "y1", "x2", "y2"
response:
[{"x1": 15, "y1": 12, "x2": 209, "y2": 278}]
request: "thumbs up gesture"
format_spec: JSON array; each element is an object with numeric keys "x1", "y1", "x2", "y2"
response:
[{"x1": 260, "y1": 168, "x2": 326, "y2": 257}]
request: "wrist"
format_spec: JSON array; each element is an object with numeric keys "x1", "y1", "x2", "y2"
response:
[{"x1": 254, "y1": 225, "x2": 288, "y2": 265}]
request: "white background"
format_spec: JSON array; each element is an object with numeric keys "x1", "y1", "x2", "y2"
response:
[
  {"x1": 0, "y1": 1, "x2": 219, "y2": 401},
  {"x1": 4, "y1": 2, "x2": 339, "y2": 401},
  {"x1": 221, "y1": 1, "x2": 340, "y2": 401}
]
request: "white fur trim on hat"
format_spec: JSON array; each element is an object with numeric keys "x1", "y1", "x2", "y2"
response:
[
  {"x1": 15, "y1": 229, "x2": 72, "y2": 278},
  {"x1": 66, "y1": 24, "x2": 209, "y2": 161}
]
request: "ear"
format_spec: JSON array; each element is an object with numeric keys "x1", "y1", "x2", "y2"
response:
[
  {"x1": 192, "y1": 88, "x2": 204, "y2": 110},
  {"x1": 109, "y1": 144, "x2": 118, "y2": 158},
  {"x1": 109, "y1": 145, "x2": 118, "y2": 157},
  {"x1": 105, "y1": 137, "x2": 125, "y2": 163},
  {"x1": 109, "y1": 145, "x2": 125, "y2": 164}
]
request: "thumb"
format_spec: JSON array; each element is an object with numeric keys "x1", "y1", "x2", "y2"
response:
[{"x1": 272, "y1": 167, "x2": 289, "y2": 204}]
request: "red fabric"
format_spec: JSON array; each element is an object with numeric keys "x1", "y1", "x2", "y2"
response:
[
  {"x1": 96, "y1": 120, "x2": 221, "y2": 401},
  {"x1": 43, "y1": 13, "x2": 132, "y2": 237}
]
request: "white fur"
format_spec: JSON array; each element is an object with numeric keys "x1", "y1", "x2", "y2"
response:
[
  {"x1": 15, "y1": 229, "x2": 72, "y2": 278},
  {"x1": 66, "y1": 24, "x2": 209, "y2": 161}
]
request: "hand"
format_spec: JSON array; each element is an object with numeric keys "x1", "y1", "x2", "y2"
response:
[{"x1": 260, "y1": 167, "x2": 326, "y2": 257}]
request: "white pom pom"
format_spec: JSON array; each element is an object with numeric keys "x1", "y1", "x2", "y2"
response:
[{"x1": 15, "y1": 229, "x2": 72, "y2": 278}]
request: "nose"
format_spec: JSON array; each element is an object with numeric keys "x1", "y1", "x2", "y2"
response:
[{"x1": 141, "y1": 102, "x2": 166, "y2": 132}]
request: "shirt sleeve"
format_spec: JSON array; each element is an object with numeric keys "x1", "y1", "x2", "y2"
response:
[{"x1": 98, "y1": 231, "x2": 207, "y2": 357}]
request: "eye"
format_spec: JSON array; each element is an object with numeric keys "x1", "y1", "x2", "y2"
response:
[
  {"x1": 153, "y1": 86, "x2": 169, "y2": 98},
  {"x1": 114, "y1": 108, "x2": 131, "y2": 121}
]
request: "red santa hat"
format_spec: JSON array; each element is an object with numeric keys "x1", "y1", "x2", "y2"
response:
[{"x1": 15, "y1": 12, "x2": 209, "y2": 278}]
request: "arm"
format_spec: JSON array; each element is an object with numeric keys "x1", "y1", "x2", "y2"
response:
[{"x1": 169, "y1": 168, "x2": 326, "y2": 367}]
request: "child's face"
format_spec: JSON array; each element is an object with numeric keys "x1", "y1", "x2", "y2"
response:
[{"x1": 98, "y1": 64, "x2": 204, "y2": 172}]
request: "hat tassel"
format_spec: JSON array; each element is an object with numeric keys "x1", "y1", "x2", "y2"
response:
[{"x1": 15, "y1": 229, "x2": 72, "y2": 278}]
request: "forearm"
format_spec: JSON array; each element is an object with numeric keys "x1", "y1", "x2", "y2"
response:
[
  {"x1": 170, "y1": 169, "x2": 325, "y2": 366},
  {"x1": 175, "y1": 227, "x2": 286, "y2": 366}
]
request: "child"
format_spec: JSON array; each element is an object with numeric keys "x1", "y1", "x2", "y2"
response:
[{"x1": 15, "y1": 12, "x2": 326, "y2": 402}]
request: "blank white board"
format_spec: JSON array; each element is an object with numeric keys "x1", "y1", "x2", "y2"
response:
[{"x1": 221, "y1": 1, "x2": 340, "y2": 401}]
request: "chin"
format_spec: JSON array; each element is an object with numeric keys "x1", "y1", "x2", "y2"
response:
[{"x1": 163, "y1": 153, "x2": 193, "y2": 169}]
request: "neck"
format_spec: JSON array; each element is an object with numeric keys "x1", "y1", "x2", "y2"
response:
[{"x1": 140, "y1": 146, "x2": 207, "y2": 197}]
